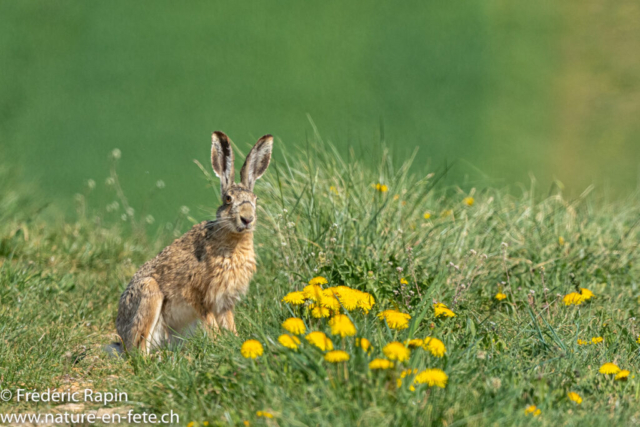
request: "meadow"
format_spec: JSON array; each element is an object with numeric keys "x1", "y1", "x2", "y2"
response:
[{"x1": 1, "y1": 137, "x2": 640, "y2": 426}]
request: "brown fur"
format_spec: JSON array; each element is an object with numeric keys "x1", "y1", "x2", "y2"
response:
[{"x1": 115, "y1": 132, "x2": 272, "y2": 353}]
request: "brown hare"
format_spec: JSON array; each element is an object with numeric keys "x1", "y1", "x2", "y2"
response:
[{"x1": 113, "y1": 132, "x2": 272, "y2": 354}]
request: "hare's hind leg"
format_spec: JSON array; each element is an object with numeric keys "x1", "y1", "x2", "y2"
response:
[{"x1": 117, "y1": 277, "x2": 165, "y2": 353}]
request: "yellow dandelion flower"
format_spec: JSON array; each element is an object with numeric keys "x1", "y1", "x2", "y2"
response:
[
  {"x1": 375, "y1": 183, "x2": 389, "y2": 192},
  {"x1": 434, "y1": 303, "x2": 456, "y2": 318},
  {"x1": 369, "y1": 358, "x2": 394, "y2": 370},
  {"x1": 563, "y1": 292, "x2": 585, "y2": 306},
  {"x1": 558, "y1": 236, "x2": 565, "y2": 246},
  {"x1": 309, "y1": 303, "x2": 332, "y2": 318},
  {"x1": 324, "y1": 350, "x2": 350, "y2": 363},
  {"x1": 256, "y1": 411, "x2": 273, "y2": 418},
  {"x1": 524, "y1": 405, "x2": 541, "y2": 417},
  {"x1": 309, "y1": 276, "x2": 328, "y2": 286},
  {"x1": 281, "y1": 291, "x2": 306, "y2": 305},
  {"x1": 400, "y1": 278, "x2": 409, "y2": 285},
  {"x1": 580, "y1": 288, "x2": 594, "y2": 300},
  {"x1": 423, "y1": 337, "x2": 446, "y2": 358},
  {"x1": 599, "y1": 362, "x2": 621, "y2": 375},
  {"x1": 240, "y1": 340, "x2": 263, "y2": 359},
  {"x1": 328, "y1": 314, "x2": 356, "y2": 337},
  {"x1": 637, "y1": 335, "x2": 640, "y2": 344},
  {"x1": 400, "y1": 368, "x2": 417, "y2": 378},
  {"x1": 187, "y1": 422, "x2": 195, "y2": 427},
  {"x1": 357, "y1": 337, "x2": 372, "y2": 352},
  {"x1": 414, "y1": 368, "x2": 448, "y2": 388},
  {"x1": 303, "y1": 284, "x2": 324, "y2": 301},
  {"x1": 355, "y1": 290, "x2": 375, "y2": 313},
  {"x1": 277, "y1": 334, "x2": 301, "y2": 350},
  {"x1": 463, "y1": 196, "x2": 474, "y2": 206},
  {"x1": 615, "y1": 369, "x2": 630, "y2": 381},
  {"x1": 441, "y1": 209, "x2": 453, "y2": 217},
  {"x1": 320, "y1": 289, "x2": 341, "y2": 311},
  {"x1": 383, "y1": 341, "x2": 411, "y2": 362},
  {"x1": 327, "y1": 286, "x2": 359, "y2": 311},
  {"x1": 495, "y1": 292, "x2": 507, "y2": 301},
  {"x1": 329, "y1": 185, "x2": 338, "y2": 195},
  {"x1": 591, "y1": 336, "x2": 603, "y2": 344},
  {"x1": 378, "y1": 309, "x2": 411, "y2": 330},
  {"x1": 282, "y1": 317, "x2": 306, "y2": 335},
  {"x1": 405, "y1": 338, "x2": 424, "y2": 349},
  {"x1": 577, "y1": 339, "x2": 589, "y2": 346},
  {"x1": 305, "y1": 331, "x2": 333, "y2": 351},
  {"x1": 567, "y1": 392, "x2": 582, "y2": 404},
  {"x1": 243, "y1": 421, "x2": 250, "y2": 427},
  {"x1": 423, "y1": 212, "x2": 431, "y2": 219}
]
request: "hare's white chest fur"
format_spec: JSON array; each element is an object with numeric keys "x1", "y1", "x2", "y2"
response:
[{"x1": 205, "y1": 243, "x2": 257, "y2": 315}]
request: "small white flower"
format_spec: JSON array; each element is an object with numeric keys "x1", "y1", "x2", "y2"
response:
[
  {"x1": 126, "y1": 207, "x2": 135, "y2": 217},
  {"x1": 105, "y1": 177, "x2": 115, "y2": 186},
  {"x1": 330, "y1": 237, "x2": 337, "y2": 243},
  {"x1": 287, "y1": 222, "x2": 295, "y2": 228},
  {"x1": 87, "y1": 179, "x2": 96, "y2": 190},
  {"x1": 156, "y1": 180, "x2": 165, "y2": 189},
  {"x1": 396, "y1": 267, "x2": 404, "y2": 272},
  {"x1": 121, "y1": 214, "x2": 128, "y2": 221},
  {"x1": 111, "y1": 148, "x2": 122, "y2": 160},
  {"x1": 145, "y1": 215, "x2": 155, "y2": 224},
  {"x1": 529, "y1": 290, "x2": 535, "y2": 295},
  {"x1": 283, "y1": 208, "x2": 288, "y2": 213},
  {"x1": 180, "y1": 206, "x2": 190, "y2": 215}
]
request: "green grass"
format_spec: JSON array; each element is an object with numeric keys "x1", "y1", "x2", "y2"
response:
[{"x1": 1, "y1": 139, "x2": 640, "y2": 426}]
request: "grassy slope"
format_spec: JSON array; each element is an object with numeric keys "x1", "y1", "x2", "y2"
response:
[{"x1": 1, "y1": 142, "x2": 640, "y2": 426}]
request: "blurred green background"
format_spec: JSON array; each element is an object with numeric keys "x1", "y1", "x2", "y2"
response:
[{"x1": 1, "y1": 1, "x2": 639, "y2": 221}]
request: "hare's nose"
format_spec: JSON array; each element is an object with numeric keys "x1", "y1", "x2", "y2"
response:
[{"x1": 241, "y1": 216, "x2": 254, "y2": 225}]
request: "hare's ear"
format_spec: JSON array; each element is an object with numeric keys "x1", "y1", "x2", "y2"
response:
[
  {"x1": 240, "y1": 135, "x2": 273, "y2": 191},
  {"x1": 211, "y1": 131, "x2": 235, "y2": 194}
]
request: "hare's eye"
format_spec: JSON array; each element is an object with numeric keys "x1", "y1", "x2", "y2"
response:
[{"x1": 225, "y1": 195, "x2": 233, "y2": 204}]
